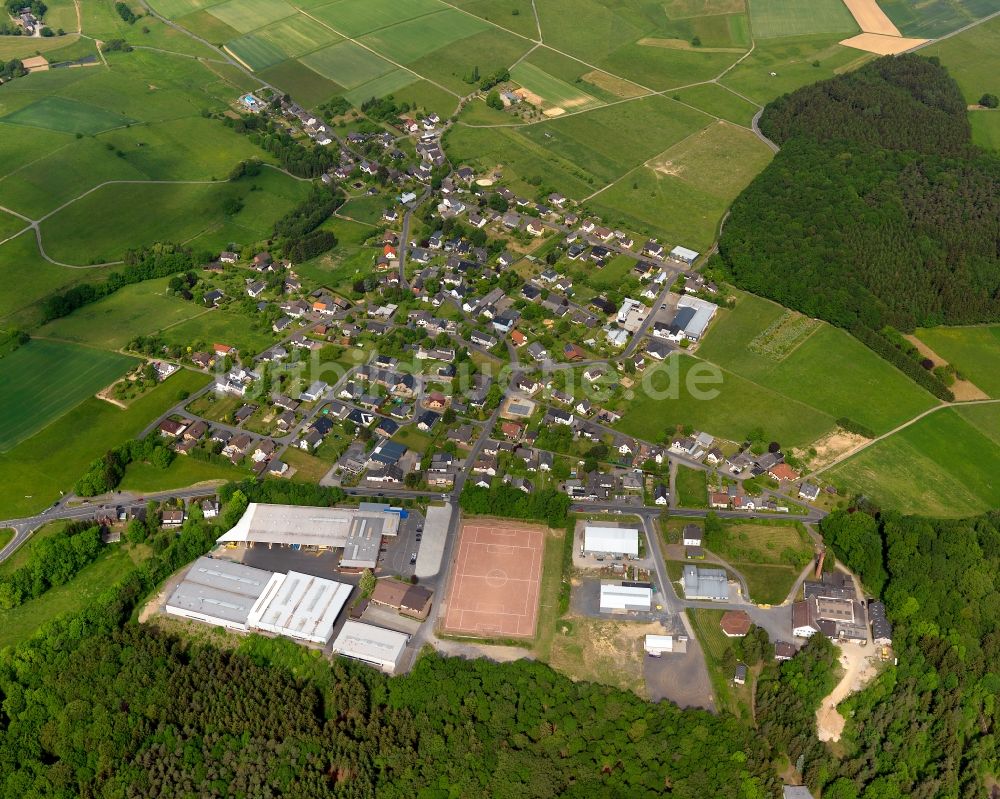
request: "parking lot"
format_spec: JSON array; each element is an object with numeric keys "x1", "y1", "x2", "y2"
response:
[{"x1": 380, "y1": 508, "x2": 425, "y2": 579}]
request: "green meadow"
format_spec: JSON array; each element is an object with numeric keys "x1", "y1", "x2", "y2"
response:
[
  {"x1": 920, "y1": 14, "x2": 1000, "y2": 103},
  {"x1": 0, "y1": 341, "x2": 135, "y2": 451},
  {"x1": 0, "y1": 369, "x2": 210, "y2": 519},
  {"x1": 827, "y1": 404, "x2": 1000, "y2": 517},
  {"x1": 673, "y1": 83, "x2": 760, "y2": 126},
  {"x1": 300, "y1": 40, "x2": 395, "y2": 88},
  {"x1": 915, "y1": 325, "x2": 1000, "y2": 398},
  {"x1": 747, "y1": 0, "x2": 857, "y2": 39},
  {"x1": 0, "y1": 96, "x2": 135, "y2": 135},
  {"x1": 878, "y1": 0, "x2": 998, "y2": 39},
  {"x1": 307, "y1": 0, "x2": 446, "y2": 38},
  {"x1": 971, "y1": 112, "x2": 1000, "y2": 151}
]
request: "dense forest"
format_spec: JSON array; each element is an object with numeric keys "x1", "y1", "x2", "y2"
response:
[{"x1": 719, "y1": 55, "x2": 1000, "y2": 332}]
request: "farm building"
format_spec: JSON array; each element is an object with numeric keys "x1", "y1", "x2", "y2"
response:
[
  {"x1": 583, "y1": 525, "x2": 640, "y2": 558},
  {"x1": 599, "y1": 582, "x2": 652, "y2": 613},
  {"x1": 165, "y1": 557, "x2": 352, "y2": 644},
  {"x1": 216, "y1": 503, "x2": 400, "y2": 569},
  {"x1": 644, "y1": 634, "x2": 687, "y2": 656},
  {"x1": 331, "y1": 621, "x2": 409, "y2": 674},
  {"x1": 682, "y1": 565, "x2": 729, "y2": 601}
]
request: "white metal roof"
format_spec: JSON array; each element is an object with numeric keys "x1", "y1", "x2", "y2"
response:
[
  {"x1": 165, "y1": 557, "x2": 275, "y2": 628},
  {"x1": 584, "y1": 525, "x2": 639, "y2": 556},
  {"x1": 600, "y1": 583, "x2": 652, "y2": 610},
  {"x1": 675, "y1": 295, "x2": 718, "y2": 339},
  {"x1": 332, "y1": 621, "x2": 409, "y2": 672},
  {"x1": 248, "y1": 571, "x2": 352, "y2": 644},
  {"x1": 670, "y1": 245, "x2": 699, "y2": 262}
]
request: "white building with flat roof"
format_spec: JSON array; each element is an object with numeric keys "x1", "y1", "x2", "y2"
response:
[
  {"x1": 583, "y1": 525, "x2": 640, "y2": 558},
  {"x1": 247, "y1": 570, "x2": 352, "y2": 644},
  {"x1": 674, "y1": 296, "x2": 718, "y2": 341},
  {"x1": 600, "y1": 582, "x2": 652, "y2": 612},
  {"x1": 669, "y1": 245, "x2": 699, "y2": 263},
  {"x1": 644, "y1": 634, "x2": 687, "y2": 655},
  {"x1": 331, "y1": 621, "x2": 409, "y2": 674}
]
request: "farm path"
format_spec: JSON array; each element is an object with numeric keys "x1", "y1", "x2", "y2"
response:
[{"x1": 806, "y1": 397, "x2": 1000, "y2": 478}]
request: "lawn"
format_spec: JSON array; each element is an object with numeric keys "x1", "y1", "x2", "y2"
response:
[
  {"x1": 675, "y1": 465, "x2": 708, "y2": 508},
  {"x1": 166, "y1": 308, "x2": 279, "y2": 357},
  {"x1": 696, "y1": 291, "x2": 937, "y2": 435},
  {"x1": 827, "y1": 405, "x2": 1000, "y2": 517},
  {"x1": 39, "y1": 170, "x2": 310, "y2": 265},
  {"x1": 299, "y1": 40, "x2": 396, "y2": 88},
  {"x1": 687, "y1": 608, "x2": 753, "y2": 718},
  {"x1": 616, "y1": 354, "x2": 836, "y2": 449},
  {"x1": 919, "y1": 14, "x2": 1000, "y2": 103},
  {"x1": 0, "y1": 96, "x2": 135, "y2": 135},
  {"x1": 748, "y1": 0, "x2": 857, "y2": 38},
  {"x1": 736, "y1": 562, "x2": 800, "y2": 605},
  {"x1": 707, "y1": 520, "x2": 813, "y2": 604},
  {"x1": 915, "y1": 325, "x2": 1000, "y2": 398},
  {"x1": 36, "y1": 277, "x2": 207, "y2": 351},
  {"x1": 590, "y1": 120, "x2": 773, "y2": 250},
  {"x1": 0, "y1": 529, "x2": 12, "y2": 552},
  {"x1": 0, "y1": 369, "x2": 210, "y2": 519},
  {"x1": 0, "y1": 340, "x2": 135, "y2": 451},
  {"x1": 120, "y1": 455, "x2": 247, "y2": 491},
  {"x1": 533, "y1": 526, "x2": 568, "y2": 661},
  {"x1": 673, "y1": 82, "x2": 759, "y2": 126},
  {"x1": 281, "y1": 447, "x2": 331, "y2": 483},
  {"x1": 588, "y1": 254, "x2": 637, "y2": 288},
  {"x1": 509, "y1": 61, "x2": 604, "y2": 113},
  {"x1": 0, "y1": 543, "x2": 150, "y2": 649},
  {"x1": 878, "y1": 0, "x2": 999, "y2": 39}
]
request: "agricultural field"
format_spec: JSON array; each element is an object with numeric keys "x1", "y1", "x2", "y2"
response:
[
  {"x1": 510, "y1": 61, "x2": 604, "y2": 114},
  {"x1": 616, "y1": 354, "x2": 836, "y2": 449},
  {"x1": 36, "y1": 278, "x2": 208, "y2": 351},
  {"x1": 450, "y1": 0, "x2": 539, "y2": 38},
  {"x1": 827, "y1": 404, "x2": 1000, "y2": 517},
  {"x1": 673, "y1": 82, "x2": 760, "y2": 126},
  {"x1": 878, "y1": 0, "x2": 999, "y2": 39},
  {"x1": 0, "y1": 369, "x2": 210, "y2": 519},
  {"x1": 696, "y1": 292, "x2": 937, "y2": 435},
  {"x1": 299, "y1": 40, "x2": 396, "y2": 88},
  {"x1": 0, "y1": 341, "x2": 135, "y2": 451},
  {"x1": 919, "y1": 14, "x2": 1000, "y2": 103},
  {"x1": 120, "y1": 456, "x2": 246, "y2": 492},
  {"x1": 914, "y1": 325, "x2": 1000, "y2": 398},
  {"x1": 38, "y1": 169, "x2": 310, "y2": 266},
  {"x1": 0, "y1": 96, "x2": 134, "y2": 136},
  {"x1": 589, "y1": 120, "x2": 774, "y2": 250},
  {"x1": 748, "y1": 0, "x2": 857, "y2": 38}
]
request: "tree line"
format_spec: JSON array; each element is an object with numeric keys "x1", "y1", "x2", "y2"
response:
[
  {"x1": 0, "y1": 522, "x2": 102, "y2": 609},
  {"x1": 76, "y1": 436, "x2": 175, "y2": 496},
  {"x1": 720, "y1": 55, "x2": 1000, "y2": 334},
  {"x1": 226, "y1": 113, "x2": 336, "y2": 178},
  {"x1": 459, "y1": 484, "x2": 571, "y2": 528}
]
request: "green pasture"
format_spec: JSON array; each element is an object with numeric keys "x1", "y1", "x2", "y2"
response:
[
  {"x1": 591, "y1": 121, "x2": 772, "y2": 251},
  {"x1": 36, "y1": 277, "x2": 207, "y2": 351},
  {"x1": 450, "y1": 0, "x2": 539, "y2": 38},
  {"x1": 0, "y1": 340, "x2": 135, "y2": 451},
  {"x1": 915, "y1": 325, "x2": 1000, "y2": 398},
  {"x1": 344, "y1": 69, "x2": 419, "y2": 107},
  {"x1": 162, "y1": 309, "x2": 278, "y2": 357},
  {"x1": 827, "y1": 405, "x2": 1000, "y2": 518},
  {"x1": 0, "y1": 31, "x2": 84, "y2": 61},
  {"x1": 920, "y1": 14, "x2": 1000, "y2": 103},
  {"x1": 0, "y1": 209, "x2": 26, "y2": 241},
  {"x1": 252, "y1": 12, "x2": 341, "y2": 57},
  {"x1": 615, "y1": 354, "x2": 835, "y2": 448},
  {"x1": 308, "y1": 0, "x2": 445, "y2": 37},
  {"x1": 300, "y1": 40, "x2": 395, "y2": 88},
  {"x1": 174, "y1": 8, "x2": 241, "y2": 43},
  {"x1": 0, "y1": 543, "x2": 150, "y2": 649},
  {"x1": 720, "y1": 34, "x2": 871, "y2": 105},
  {"x1": 390, "y1": 79, "x2": 458, "y2": 116},
  {"x1": 588, "y1": 255, "x2": 637, "y2": 288},
  {"x1": 878, "y1": 0, "x2": 998, "y2": 39},
  {"x1": 39, "y1": 170, "x2": 309, "y2": 265},
  {"x1": 971, "y1": 112, "x2": 1000, "y2": 151},
  {"x1": 0, "y1": 233, "x2": 110, "y2": 329},
  {"x1": 697, "y1": 292, "x2": 936, "y2": 435},
  {"x1": 207, "y1": 0, "x2": 296, "y2": 34},
  {"x1": 601, "y1": 40, "x2": 743, "y2": 90},
  {"x1": 736, "y1": 562, "x2": 799, "y2": 605},
  {"x1": 673, "y1": 82, "x2": 759, "y2": 126},
  {"x1": 130, "y1": 15, "x2": 227, "y2": 59},
  {"x1": 121, "y1": 455, "x2": 246, "y2": 491},
  {"x1": 0, "y1": 369, "x2": 209, "y2": 519},
  {"x1": 340, "y1": 194, "x2": 391, "y2": 225},
  {"x1": 226, "y1": 33, "x2": 289, "y2": 71},
  {"x1": 748, "y1": 0, "x2": 856, "y2": 38},
  {"x1": 534, "y1": 0, "x2": 646, "y2": 63},
  {"x1": 359, "y1": 9, "x2": 489, "y2": 64},
  {"x1": 510, "y1": 61, "x2": 604, "y2": 112},
  {"x1": 1, "y1": 96, "x2": 135, "y2": 135},
  {"x1": 409, "y1": 27, "x2": 530, "y2": 94}
]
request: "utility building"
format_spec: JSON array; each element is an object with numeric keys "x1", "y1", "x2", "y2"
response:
[
  {"x1": 583, "y1": 525, "x2": 640, "y2": 558},
  {"x1": 331, "y1": 621, "x2": 409, "y2": 674},
  {"x1": 600, "y1": 582, "x2": 652, "y2": 612}
]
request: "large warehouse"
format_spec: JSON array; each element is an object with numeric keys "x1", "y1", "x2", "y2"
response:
[
  {"x1": 331, "y1": 621, "x2": 409, "y2": 674},
  {"x1": 166, "y1": 557, "x2": 352, "y2": 644},
  {"x1": 682, "y1": 565, "x2": 730, "y2": 601},
  {"x1": 216, "y1": 503, "x2": 400, "y2": 569},
  {"x1": 583, "y1": 525, "x2": 640, "y2": 558},
  {"x1": 600, "y1": 582, "x2": 652, "y2": 612}
]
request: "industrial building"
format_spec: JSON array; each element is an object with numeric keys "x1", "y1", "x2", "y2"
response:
[
  {"x1": 644, "y1": 634, "x2": 687, "y2": 656},
  {"x1": 582, "y1": 525, "x2": 640, "y2": 558},
  {"x1": 673, "y1": 296, "x2": 718, "y2": 341},
  {"x1": 331, "y1": 620, "x2": 409, "y2": 674},
  {"x1": 216, "y1": 503, "x2": 401, "y2": 569},
  {"x1": 165, "y1": 557, "x2": 352, "y2": 644},
  {"x1": 599, "y1": 582, "x2": 652, "y2": 612},
  {"x1": 682, "y1": 565, "x2": 730, "y2": 601}
]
